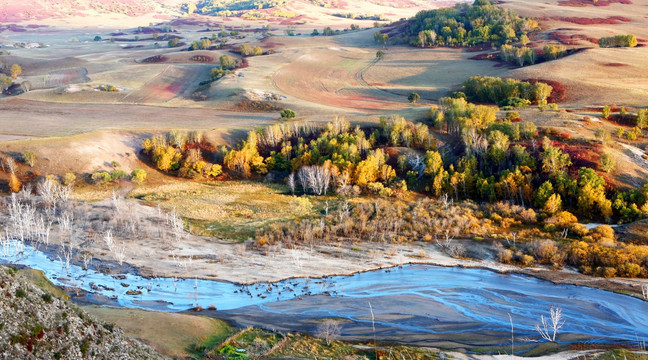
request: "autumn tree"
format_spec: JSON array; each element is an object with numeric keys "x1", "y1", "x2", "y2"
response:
[
  {"x1": 594, "y1": 128, "x2": 610, "y2": 145},
  {"x1": 224, "y1": 131, "x2": 266, "y2": 178},
  {"x1": 374, "y1": 31, "x2": 389, "y2": 45},
  {"x1": 22, "y1": 150, "x2": 35, "y2": 167},
  {"x1": 0, "y1": 74, "x2": 12, "y2": 91},
  {"x1": 10, "y1": 64, "x2": 22, "y2": 79},
  {"x1": 576, "y1": 167, "x2": 612, "y2": 219},
  {"x1": 602, "y1": 105, "x2": 611, "y2": 119},
  {"x1": 541, "y1": 138, "x2": 571, "y2": 177},
  {"x1": 280, "y1": 109, "x2": 296, "y2": 119},
  {"x1": 131, "y1": 169, "x2": 147, "y2": 183},
  {"x1": 599, "y1": 153, "x2": 615, "y2": 173},
  {"x1": 543, "y1": 193, "x2": 562, "y2": 215},
  {"x1": 220, "y1": 54, "x2": 237, "y2": 70},
  {"x1": 408, "y1": 92, "x2": 420, "y2": 103},
  {"x1": 152, "y1": 146, "x2": 182, "y2": 172},
  {"x1": 8, "y1": 173, "x2": 21, "y2": 192},
  {"x1": 239, "y1": 44, "x2": 253, "y2": 56}
]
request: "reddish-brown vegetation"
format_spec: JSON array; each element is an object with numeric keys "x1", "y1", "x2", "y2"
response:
[
  {"x1": 190, "y1": 55, "x2": 214, "y2": 63},
  {"x1": 558, "y1": 0, "x2": 632, "y2": 6},
  {"x1": 561, "y1": 142, "x2": 603, "y2": 173},
  {"x1": 551, "y1": 16, "x2": 631, "y2": 25},
  {"x1": 233, "y1": 100, "x2": 283, "y2": 112},
  {"x1": 548, "y1": 31, "x2": 599, "y2": 45},
  {"x1": 525, "y1": 79, "x2": 566, "y2": 103},
  {"x1": 141, "y1": 55, "x2": 167, "y2": 64},
  {"x1": 607, "y1": 113, "x2": 637, "y2": 127}
]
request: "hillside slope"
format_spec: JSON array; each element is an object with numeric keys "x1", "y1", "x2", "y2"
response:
[{"x1": 0, "y1": 266, "x2": 167, "y2": 360}]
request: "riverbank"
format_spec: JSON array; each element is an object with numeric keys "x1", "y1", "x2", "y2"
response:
[{"x1": 5, "y1": 247, "x2": 648, "y2": 357}]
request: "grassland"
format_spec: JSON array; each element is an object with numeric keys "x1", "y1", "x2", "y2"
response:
[
  {"x1": 127, "y1": 180, "x2": 325, "y2": 239},
  {"x1": 83, "y1": 306, "x2": 233, "y2": 358}
]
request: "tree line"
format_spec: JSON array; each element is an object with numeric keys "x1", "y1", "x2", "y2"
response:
[{"x1": 406, "y1": 0, "x2": 539, "y2": 48}]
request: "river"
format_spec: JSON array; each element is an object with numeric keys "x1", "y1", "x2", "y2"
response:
[{"x1": 2, "y1": 243, "x2": 647, "y2": 349}]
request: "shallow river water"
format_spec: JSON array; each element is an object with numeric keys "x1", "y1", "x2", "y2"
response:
[{"x1": 2, "y1": 243, "x2": 647, "y2": 346}]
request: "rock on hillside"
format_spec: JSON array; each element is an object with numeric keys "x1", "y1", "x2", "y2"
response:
[{"x1": 0, "y1": 266, "x2": 167, "y2": 360}]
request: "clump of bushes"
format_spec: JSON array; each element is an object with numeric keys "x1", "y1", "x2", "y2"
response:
[
  {"x1": 280, "y1": 109, "x2": 296, "y2": 119},
  {"x1": 599, "y1": 34, "x2": 637, "y2": 48},
  {"x1": 141, "y1": 130, "x2": 222, "y2": 180},
  {"x1": 463, "y1": 76, "x2": 552, "y2": 105}
]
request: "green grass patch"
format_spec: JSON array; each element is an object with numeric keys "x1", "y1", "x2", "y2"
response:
[
  {"x1": 18, "y1": 269, "x2": 69, "y2": 300},
  {"x1": 598, "y1": 349, "x2": 648, "y2": 360}
]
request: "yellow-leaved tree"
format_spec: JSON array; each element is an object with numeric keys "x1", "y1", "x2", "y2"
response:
[{"x1": 224, "y1": 131, "x2": 266, "y2": 178}]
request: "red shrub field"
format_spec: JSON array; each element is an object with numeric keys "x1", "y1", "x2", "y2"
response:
[
  {"x1": 558, "y1": 0, "x2": 632, "y2": 6},
  {"x1": 525, "y1": 78, "x2": 566, "y2": 104},
  {"x1": 190, "y1": 55, "x2": 214, "y2": 63},
  {"x1": 548, "y1": 31, "x2": 599, "y2": 45},
  {"x1": 551, "y1": 16, "x2": 631, "y2": 25},
  {"x1": 141, "y1": 55, "x2": 168, "y2": 64}
]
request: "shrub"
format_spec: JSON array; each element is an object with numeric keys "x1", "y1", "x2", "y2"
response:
[
  {"x1": 219, "y1": 55, "x2": 237, "y2": 70},
  {"x1": 206, "y1": 164, "x2": 222, "y2": 178},
  {"x1": 570, "y1": 223, "x2": 589, "y2": 237},
  {"x1": 498, "y1": 97, "x2": 531, "y2": 108},
  {"x1": 452, "y1": 91, "x2": 466, "y2": 99},
  {"x1": 110, "y1": 170, "x2": 128, "y2": 181},
  {"x1": 463, "y1": 76, "x2": 552, "y2": 105},
  {"x1": 64, "y1": 172, "x2": 76, "y2": 185},
  {"x1": 102, "y1": 84, "x2": 118, "y2": 92},
  {"x1": 602, "y1": 105, "x2": 611, "y2": 119},
  {"x1": 15, "y1": 288, "x2": 26, "y2": 298},
  {"x1": 239, "y1": 43, "x2": 253, "y2": 56},
  {"x1": 496, "y1": 246, "x2": 513, "y2": 263},
  {"x1": 290, "y1": 196, "x2": 313, "y2": 215},
  {"x1": 22, "y1": 150, "x2": 35, "y2": 167},
  {"x1": 41, "y1": 293, "x2": 53, "y2": 303},
  {"x1": 91, "y1": 172, "x2": 112, "y2": 185},
  {"x1": 599, "y1": 34, "x2": 637, "y2": 48},
  {"x1": 599, "y1": 153, "x2": 615, "y2": 173},
  {"x1": 408, "y1": 92, "x2": 420, "y2": 103},
  {"x1": 280, "y1": 109, "x2": 296, "y2": 119},
  {"x1": 131, "y1": 169, "x2": 147, "y2": 183}
]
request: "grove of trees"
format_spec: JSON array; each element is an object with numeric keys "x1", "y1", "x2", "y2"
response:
[
  {"x1": 407, "y1": 0, "x2": 539, "y2": 48},
  {"x1": 599, "y1": 34, "x2": 637, "y2": 48}
]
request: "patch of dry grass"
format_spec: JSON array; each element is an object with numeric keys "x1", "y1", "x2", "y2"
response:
[
  {"x1": 82, "y1": 306, "x2": 232, "y2": 358},
  {"x1": 126, "y1": 180, "x2": 323, "y2": 240}
]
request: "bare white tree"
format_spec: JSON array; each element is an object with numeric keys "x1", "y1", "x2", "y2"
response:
[
  {"x1": 287, "y1": 173, "x2": 296, "y2": 195},
  {"x1": 535, "y1": 306, "x2": 565, "y2": 342},
  {"x1": 37, "y1": 177, "x2": 58, "y2": 205},
  {"x1": 113, "y1": 244, "x2": 126, "y2": 266},
  {"x1": 4, "y1": 157, "x2": 17, "y2": 174},
  {"x1": 297, "y1": 167, "x2": 309, "y2": 194},
  {"x1": 57, "y1": 238, "x2": 76, "y2": 274},
  {"x1": 316, "y1": 320, "x2": 341, "y2": 346},
  {"x1": 642, "y1": 284, "x2": 648, "y2": 301},
  {"x1": 167, "y1": 208, "x2": 185, "y2": 242},
  {"x1": 38, "y1": 177, "x2": 72, "y2": 206},
  {"x1": 104, "y1": 230, "x2": 115, "y2": 252}
]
